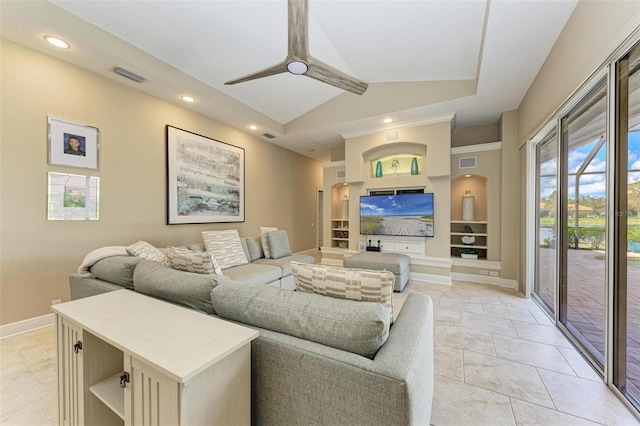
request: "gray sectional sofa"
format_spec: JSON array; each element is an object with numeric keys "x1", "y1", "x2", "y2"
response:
[{"x1": 69, "y1": 235, "x2": 434, "y2": 425}]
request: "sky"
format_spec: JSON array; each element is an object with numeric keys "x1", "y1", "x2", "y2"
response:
[
  {"x1": 539, "y1": 131, "x2": 640, "y2": 199},
  {"x1": 360, "y1": 193, "x2": 434, "y2": 217}
]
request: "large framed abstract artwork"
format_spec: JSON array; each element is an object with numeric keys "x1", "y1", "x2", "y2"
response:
[{"x1": 166, "y1": 126, "x2": 245, "y2": 224}]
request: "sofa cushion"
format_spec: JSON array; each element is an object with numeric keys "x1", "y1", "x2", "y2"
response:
[
  {"x1": 245, "y1": 237, "x2": 264, "y2": 261},
  {"x1": 222, "y1": 263, "x2": 282, "y2": 284},
  {"x1": 210, "y1": 281, "x2": 390, "y2": 358},
  {"x1": 166, "y1": 246, "x2": 222, "y2": 275},
  {"x1": 291, "y1": 262, "x2": 394, "y2": 322},
  {"x1": 266, "y1": 230, "x2": 291, "y2": 259},
  {"x1": 254, "y1": 254, "x2": 315, "y2": 277},
  {"x1": 89, "y1": 256, "x2": 142, "y2": 289},
  {"x1": 202, "y1": 230, "x2": 248, "y2": 270},
  {"x1": 260, "y1": 226, "x2": 278, "y2": 258},
  {"x1": 133, "y1": 260, "x2": 222, "y2": 314},
  {"x1": 126, "y1": 240, "x2": 168, "y2": 263}
]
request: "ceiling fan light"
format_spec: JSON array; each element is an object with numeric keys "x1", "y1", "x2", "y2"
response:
[{"x1": 287, "y1": 61, "x2": 308, "y2": 75}]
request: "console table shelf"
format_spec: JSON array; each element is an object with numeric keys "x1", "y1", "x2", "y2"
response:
[{"x1": 53, "y1": 290, "x2": 258, "y2": 426}]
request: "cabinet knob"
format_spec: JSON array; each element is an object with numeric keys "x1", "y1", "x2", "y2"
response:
[
  {"x1": 73, "y1": 341, "x2": 82, "y2": 354},
  {"x1": 119, "y1": 372, "x2": 130, "y2": 389}
]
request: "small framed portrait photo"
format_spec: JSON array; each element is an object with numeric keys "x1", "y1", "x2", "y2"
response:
[{"x1": 48, "y1": 116, "x2": 99, "y2": 169}]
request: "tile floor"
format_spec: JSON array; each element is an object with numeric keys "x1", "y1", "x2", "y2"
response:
[{"x1": 1, "y1": 279, "x2": 639, "y2": 425}]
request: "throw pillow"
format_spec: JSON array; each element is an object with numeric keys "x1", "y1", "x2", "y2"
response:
[
  {"x1": 266, "y1": 230, "x2": 291, "y2": 259},
  {"x1": 166, "y1": 246, "x2": 222, "y2": 275},
  {"x1": 290, "y1": 261, "x2": 394, "y2": 322},
  {"x1": 126, "y1": 240, "x2": 168, "y2": 264},
  {"x1": 260, "y1": 226, "x2": 278, "y2": 258},
  {"x1": 245, "y1": 236, "x2": 264, "y2": 261},
  {"x1": 202, "y1": 230, "x2": 248, "y2": 270}
]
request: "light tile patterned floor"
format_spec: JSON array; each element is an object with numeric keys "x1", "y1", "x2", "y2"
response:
[
  {"x1": 396, "y1": 279, "x2": 640, "y2": 425},
  {"x1": 1, "y1": 279, "x2": 639, "y2": 425}
]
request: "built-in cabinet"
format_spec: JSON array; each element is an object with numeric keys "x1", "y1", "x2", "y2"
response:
[
  {"x1": 54, "y1": 290, "x2": 258, "y2": 426},
  {"x1": 450, "y1": 220, "x2": 488, "y2": 259},
  {"x1": 331, "y1": 219, "x2": 349, "y2": 248}
]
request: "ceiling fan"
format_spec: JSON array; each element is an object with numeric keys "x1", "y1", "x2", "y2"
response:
[{"x1": 224, "y1": 0, "x2": 368, "y2": 95}]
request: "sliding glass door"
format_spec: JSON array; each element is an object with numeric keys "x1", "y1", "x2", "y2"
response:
[
  {"x1": 534, "y1": 127, "x2": 558, "y2": 315},
  {"x1": 559, "y1": 78, "x2": 608, "y2": 370},
  {"x1": 614, "y1": 40, "x2": 640, "y2": 408},
  {"x1": 531, "y1": 35, "x2": 640, "y2": 414}
]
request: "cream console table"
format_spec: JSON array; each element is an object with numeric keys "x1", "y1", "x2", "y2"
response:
[{"x1": 52, "y1": 290, "x2": 259, "y2": 426}]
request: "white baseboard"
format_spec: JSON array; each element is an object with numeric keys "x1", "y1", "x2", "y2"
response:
[
  {"x1": 500, "y1": 279, "x2": 519, "y2": 290},
  {"x1": 0, "y1": 313, "x2": 55, "y2": 339},
  {"x1": 451, "y1": 272, "x2": 519, "y2": 289},
  {"x1": 410, "y1": 272, "x2": 452, "y2": 285}
]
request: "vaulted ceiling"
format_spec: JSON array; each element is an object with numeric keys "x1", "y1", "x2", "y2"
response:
[{"x1": 1, "y1": 1, "x2": 577, "y2": 161}]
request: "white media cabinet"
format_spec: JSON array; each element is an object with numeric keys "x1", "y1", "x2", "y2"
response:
[{"x1": 53, "y1": 290, "x2": 259, "y2": 426}]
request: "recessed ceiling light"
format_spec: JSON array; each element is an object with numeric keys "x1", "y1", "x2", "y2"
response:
[
  {"x1": 382, "y1": 117, "x2": 393, "y2": 124},
  {"x1": 180, "y1": 96, "x2": 195, "y2": 103},
  {"x1": 248, "y1": 124, "x2": 258, "y2": 131},
  {"x1": 44, "y1": 36, "x2": 70, "y2": 49}
]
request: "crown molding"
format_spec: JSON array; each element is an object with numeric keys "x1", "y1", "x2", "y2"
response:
[
  {"x1": 451, "y1": 141, "x2": 502, "y2": 155},
  {"x1": 320, "y1": 160, "x2": 346, "y2": 168}
]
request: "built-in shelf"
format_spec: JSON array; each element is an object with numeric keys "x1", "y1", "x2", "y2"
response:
[
  {"x1": 450, "y1": 220, "x2": 488, "y2": 260},
  {"x1": 89, "y1": 373, "x2": 125, "y2": 420},
  {"x1": 331, "y1": 219, "x2": 349, "y2": 249}
]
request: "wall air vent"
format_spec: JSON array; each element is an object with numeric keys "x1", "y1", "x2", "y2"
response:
[
  {"x1": 459, "y1": 157, "x2": 477, "y2": 169},
  {"x1": 112, "y1": 67, "x2": 146, "y2": 83},
  {"x1": 262, "y1": 133, "x2": 276, "y2": 139},
  {"x1": 336, "y1": 170, "x2": 345, "y2": 179}
]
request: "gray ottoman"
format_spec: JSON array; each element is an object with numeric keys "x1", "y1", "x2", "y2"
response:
[{"x1": 343, "y1": 252, "x2": 411, "y2": 292}]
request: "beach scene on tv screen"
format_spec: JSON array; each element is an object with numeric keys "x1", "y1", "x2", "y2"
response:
[{"x1": 360, "y1": 194, "x2": 434, "y2": 237}]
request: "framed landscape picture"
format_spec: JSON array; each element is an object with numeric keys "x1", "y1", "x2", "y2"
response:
[
  {"x1": 48, "y1": 116, "x2": 99, "y2": 169},
  {"x1": 166, "y1": 125, "x2": 245, "y2": 224}
]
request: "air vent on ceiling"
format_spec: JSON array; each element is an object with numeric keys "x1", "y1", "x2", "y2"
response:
[
  {"x1": 262, "y1": 133, "x2": 276, "y2": 139},
  {"x1": 459, "y1": 157, "x2": 477, "y2": 169},
  {"x1": 336, "y1": 170, "x2": 345, "y2": 179},
  {"x1": 112, "y1": 67, "x2": 146, "y2": 83}
]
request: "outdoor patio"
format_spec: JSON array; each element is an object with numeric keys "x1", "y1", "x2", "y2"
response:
[{"x1": 538, "y1": 247, "x2": 640, "y2": 394}]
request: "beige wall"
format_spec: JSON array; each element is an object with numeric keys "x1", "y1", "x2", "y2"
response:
[
  {"x1": 341, "y1": 120, "x2": 452, "y2": 258},
  {"x1": 452, "y1": 123, "x2": 499, "y2": 147},
  {"x1": 451, "y1": 147, "x2": 502, "y2": 261},
  {"x1": 0, "y1": 39, "x2": 322, "y2": 325},
  {"x1": 518, "y1": 0, "x2": 640, "y2": 143},
  {"x1": 500, "y1": 110, "x2": 519, "y2": 281}
]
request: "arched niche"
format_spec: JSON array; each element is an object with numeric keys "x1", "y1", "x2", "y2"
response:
[
  {"x1": 362, "y1": 142, "x2": 427, "y2": 179},
  {"x1": 451, "y1": 174, "x2": 488, "y2": 221}
]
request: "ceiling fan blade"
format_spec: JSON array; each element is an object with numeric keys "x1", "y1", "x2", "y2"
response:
[
  {"x1": 225, "y1": 61, "x2": 288, "y2": 86},
  {"x1": 287, "y1": 0, "x2": 309, "y2": 58},
  {"x1": 306, "y1": 58, "x2": 368, "y2": 95}
]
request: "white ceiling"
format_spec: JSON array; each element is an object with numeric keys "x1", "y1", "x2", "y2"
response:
[{"x1": 0, "y1": 0, "x2": 577, "y2": 162}]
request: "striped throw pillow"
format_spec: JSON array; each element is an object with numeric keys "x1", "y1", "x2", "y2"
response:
[
  {"x1": 126, "y1": 240, "x2": 168, "y2": 264},
  {"x1": 166, "y1": 246, "x2": 221, "y2": 275},
  {"x1": 291, "y1": 261, "x2": 394, "y2": 322},
  {"x1": 202, "y1": 230, "x2": 248, "y2": 270},
  {"x1": 260, "y1": 226, "x2": 278, "y2": 258}
]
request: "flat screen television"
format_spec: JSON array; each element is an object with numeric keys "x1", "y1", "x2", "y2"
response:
[{"x1": 360, "y1": 193, "x2": 434, "y2": 237}]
